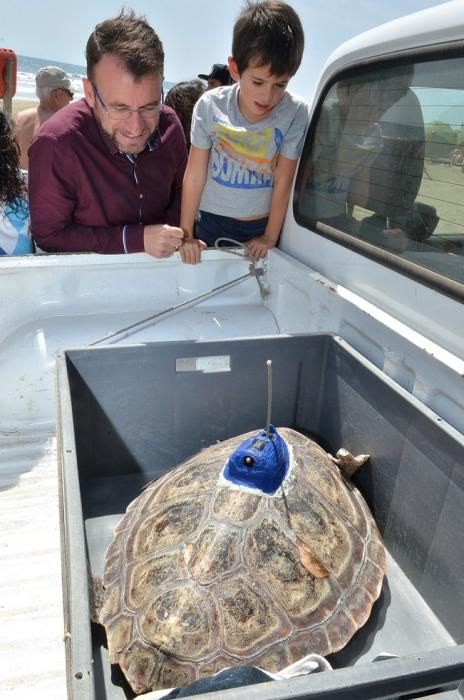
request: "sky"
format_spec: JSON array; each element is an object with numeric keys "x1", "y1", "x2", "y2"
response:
[{"x1": 0, "y1": 0, "x2": 450, "y2": 101}]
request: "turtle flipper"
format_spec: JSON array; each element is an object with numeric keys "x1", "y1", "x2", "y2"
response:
[{"x1": 329, "y1": 448, "x2": 370, "y2": 477}]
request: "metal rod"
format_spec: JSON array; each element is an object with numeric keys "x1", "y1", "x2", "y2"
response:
[
  {"x1": 90, "y1": 272, "x2": 252, "y2": 346},
  {"x1": 266, "y1": 359, "x2": 272, "y2": 437}
]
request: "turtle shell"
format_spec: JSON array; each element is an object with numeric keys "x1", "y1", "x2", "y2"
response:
[{"x1": 99, "y1": 428, "x2": 386, "y2": 694}]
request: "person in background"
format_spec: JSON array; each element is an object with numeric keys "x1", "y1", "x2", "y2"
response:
[
  {"x1": 164, "y1": 80, "x2": 205, "y2": 150},
  {"x1": 198, "y1": 63, "x2": 232, "y2": 90},
  {"x1": 28, "y1": 10, "x2": 186, "y2": 257},
  {"x1": 180, "y1": 0, "x2": 309, "y2": 264},
  {"x1": 0, "y1": 110, "x2": 33, "y2": 255},
  {"x1": 14, "y1": 66, "x2": 73, "y2": 169}
]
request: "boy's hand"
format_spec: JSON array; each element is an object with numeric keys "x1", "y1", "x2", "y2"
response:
[
  {"x1": 246, "y1": 234, "x2": 277, "y2": 259},
  {"x1": 179, "y1": 238, "x2": 207, "y2": 264}
]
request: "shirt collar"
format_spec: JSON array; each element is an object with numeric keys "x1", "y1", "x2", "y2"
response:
[
  {"x1": 147, "y1": 130, "x2": 162, "y2": 151},
  {"x1": 122, "y1": 131, "x2": 161, "y2": 163}
]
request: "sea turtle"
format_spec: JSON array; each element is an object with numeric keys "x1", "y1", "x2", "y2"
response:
[{"x1": 98, "y1": 426, "x2": 386, "y2": 694}]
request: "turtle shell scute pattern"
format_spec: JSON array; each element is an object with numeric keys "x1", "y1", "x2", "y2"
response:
[{"x1": 100, "y1": 428, "x2": 386, "y2": 694}]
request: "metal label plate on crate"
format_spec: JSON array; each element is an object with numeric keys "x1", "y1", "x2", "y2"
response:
[{"x1": 175, "y1": 355, "x2": 231, "y2": 373}]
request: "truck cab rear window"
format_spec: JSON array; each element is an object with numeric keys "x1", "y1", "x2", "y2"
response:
[{"x1": 295, "y1": 56, "x2": 464, "y2": 289}]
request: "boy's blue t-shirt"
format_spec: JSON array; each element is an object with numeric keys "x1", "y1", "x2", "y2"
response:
[
  {"x1": 191, "y1": 83, "x2": 309, "y2": 218},
  {"x1": 0, "y1": 196, "x2": 33, "y2": 256}
]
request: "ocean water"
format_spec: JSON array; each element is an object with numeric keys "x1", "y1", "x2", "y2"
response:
[
  {"x1": 15, "y1": 55, "x2": 174, "y2": 103},
  {"x1": 16, "y1": 54, "x2": 86, "y2": 101}
]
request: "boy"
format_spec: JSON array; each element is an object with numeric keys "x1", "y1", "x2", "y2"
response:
[{"x1": 180, "y1": 0, "x2": 308, "y2": 264}]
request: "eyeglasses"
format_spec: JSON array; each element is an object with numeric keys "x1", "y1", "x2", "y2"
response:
[
  {"x1": 92, "y1": 82, "x2": 161, "y2": 121},
  {"x1": 61, "y1": 89, "x2": 74, "y2": 99}
]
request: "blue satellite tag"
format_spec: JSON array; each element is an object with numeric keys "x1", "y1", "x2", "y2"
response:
[{"x1": 223, "y1": 425, "x2": 289, "y2": 494}]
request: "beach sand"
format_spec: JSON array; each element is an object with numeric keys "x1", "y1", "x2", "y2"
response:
[
  {"x1": 0, "y1": 97, "x2": 38, "y2": 118},
  {"x1": 12, "y1": 97, "x2": 37, "y2": 117}
]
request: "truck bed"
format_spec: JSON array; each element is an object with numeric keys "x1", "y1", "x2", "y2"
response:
[
  {"x1": 0, "y1": 433, "x2": 65, "y2": 699},
  {"x1": 0, "y1": 252, "x2": 275, "y2": 699},
  {"x1": 0, "y1": 250, "x2": 463, "y2": 698}
]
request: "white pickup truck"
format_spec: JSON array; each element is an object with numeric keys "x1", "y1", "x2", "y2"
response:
[{"x1": 1, "y1": 2, "x2": 464, "y2": 699}]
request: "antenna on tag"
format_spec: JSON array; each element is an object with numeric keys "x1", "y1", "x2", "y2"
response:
[
  {"x1": 266, "y1": 359, "x2": 272, "y2": 438},
  {"x1": 223, "y1": 358, "x2": 289, "y2": 494}
]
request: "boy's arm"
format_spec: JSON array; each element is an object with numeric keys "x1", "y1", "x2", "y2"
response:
[
  {"x1": 179, "y1": 145, "x2": 210, "y2": 264},
  {"x1": 246, "y1": 155, "x2": 299, "y2": 259}
]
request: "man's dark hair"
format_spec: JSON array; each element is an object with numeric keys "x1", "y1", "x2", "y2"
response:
[
  {"x1": 86, "y1": 10, "x2": 164, "y2": 81},
  {"x1": 232, "y1": 0, "x2": 304, "y2": 77}
]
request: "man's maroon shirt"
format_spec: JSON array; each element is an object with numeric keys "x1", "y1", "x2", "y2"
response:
[{"x1": 28, "y1": 99, "x2": 187, "y2": 253}]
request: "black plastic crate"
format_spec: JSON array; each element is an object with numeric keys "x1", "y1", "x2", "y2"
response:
[{"x1": 56, "y1": 334, "x2": 464, "y2": 699}]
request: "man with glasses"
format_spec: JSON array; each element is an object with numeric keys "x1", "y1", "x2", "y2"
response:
[
  {"x1": 28, "y1": 11, "x2": 186, "y2": 257},
  {"x1": 14, "y1": 66, "x2": 73, "y2": 170}
]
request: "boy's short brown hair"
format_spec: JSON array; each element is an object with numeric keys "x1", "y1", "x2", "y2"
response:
[
  {"x1": 86, "y1": 10, "x2": 164, "y2": 81},
  {"x1": 232, "y1": 0, "x2": 304, "y2": 77}
]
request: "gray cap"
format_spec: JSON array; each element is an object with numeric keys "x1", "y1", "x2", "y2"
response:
[{"x1": 35, "y1": 66, "x2": 72, "y2": 91}]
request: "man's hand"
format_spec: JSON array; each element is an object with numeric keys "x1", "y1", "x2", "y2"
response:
[
  {"x1": 179, "y1": 238, "x2": 207, "y2": 264},
  {"x1": 246, "y1": 234, "x2": 276, "y2": 259},
  {"x1": 143, "y1": 224, "x2": 184, "y2": 258}
]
